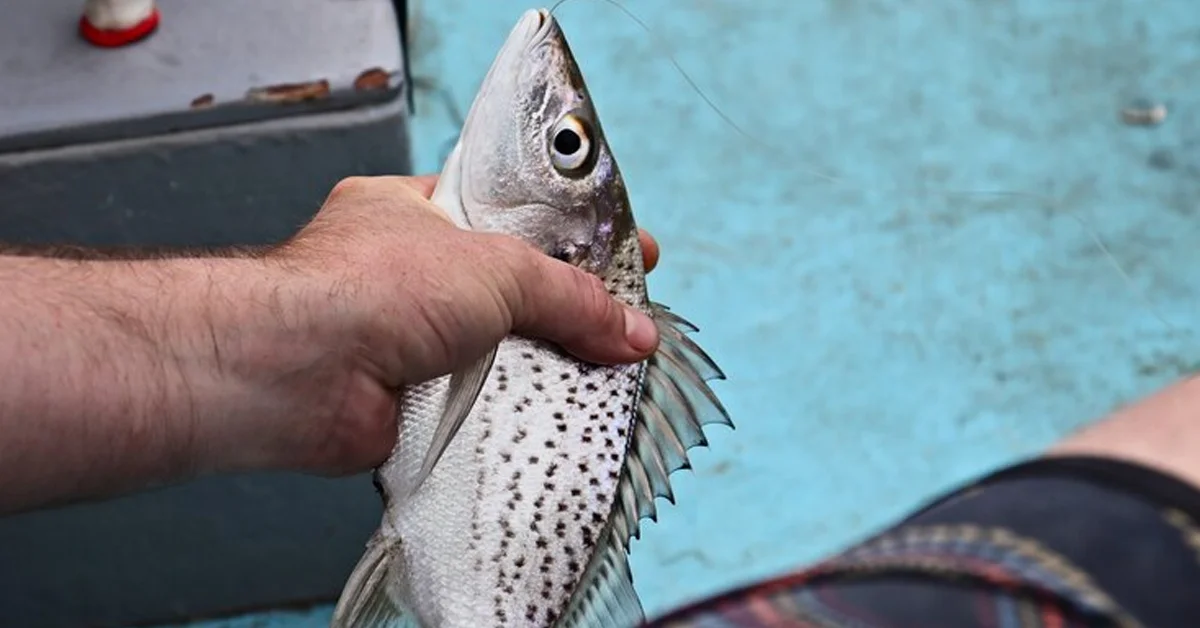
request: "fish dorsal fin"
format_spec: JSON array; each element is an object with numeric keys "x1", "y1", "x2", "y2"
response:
[
  {"x1": 409, "y1": 346, "x2": 498, "y2": 494},
  {"x1": 557, "y1": 302, "x2": 732, "y2": 628}
]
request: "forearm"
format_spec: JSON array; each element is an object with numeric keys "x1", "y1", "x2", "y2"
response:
[{"x1": 0, "y1": 251, "x2": 315, "y2": 514}]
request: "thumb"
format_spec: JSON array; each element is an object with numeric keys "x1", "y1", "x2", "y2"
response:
[{"x1": 501, "y1": 242, "x2": 659, "y2": 365}]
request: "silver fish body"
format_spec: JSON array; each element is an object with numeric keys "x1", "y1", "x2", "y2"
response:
[{"x1": 331, "y1": 8, "x2": 730, "y2": 628}]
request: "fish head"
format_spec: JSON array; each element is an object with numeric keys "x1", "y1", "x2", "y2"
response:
[{"x1": 436, "y1": 8, "x2": 632, "y2": 275}]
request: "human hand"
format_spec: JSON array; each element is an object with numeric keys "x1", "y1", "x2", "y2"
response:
[{"x1": 230, "y1": 175, "x2": 662, "y2": 476}]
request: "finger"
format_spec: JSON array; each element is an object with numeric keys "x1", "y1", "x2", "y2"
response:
[
  {"x1": 502, "y1": 242, "x2": 659, "y2": 364},
  {"x1": 637, "y1": 229, "x2": 659, "y2": 273},
  {"x1": 407, "y1": 174, "x2": 440, "y2": 199},
  {"x1": 341, "y1": 174, "x2": 439, "y2": 200}
]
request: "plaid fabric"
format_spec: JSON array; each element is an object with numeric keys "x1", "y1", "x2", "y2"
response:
[{"x1": 646, "y1": 457, "x2": 1200, "y2": 628}]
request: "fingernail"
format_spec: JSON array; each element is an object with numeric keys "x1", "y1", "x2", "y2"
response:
[{"x1": 623, "y1": 306, "x2": 658, "y2": 353}]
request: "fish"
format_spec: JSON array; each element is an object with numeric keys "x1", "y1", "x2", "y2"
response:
[{"x1": 329, "y1": 8, "x2": 731, "y2": 628}]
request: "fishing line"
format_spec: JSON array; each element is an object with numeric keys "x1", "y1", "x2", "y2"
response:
[{"x1": 547, "y1": 0, "x2": 1189, "y2": 342}]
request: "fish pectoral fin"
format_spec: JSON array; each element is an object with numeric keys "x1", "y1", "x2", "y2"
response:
[
  {"x1": 330, "y1": 534, "x2": 409, "y2": 628},
  {"x1": 410, "y1": 346, "x2": 497, "y2": 493}
]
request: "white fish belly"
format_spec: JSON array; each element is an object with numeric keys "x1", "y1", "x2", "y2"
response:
[{"x1": 383, "y1": 337, "x2": 643, "y2": 628}]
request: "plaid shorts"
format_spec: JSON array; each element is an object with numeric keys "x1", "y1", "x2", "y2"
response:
[{"x1": 646, "y1": 456, "x2": 1200, "y2": 628}]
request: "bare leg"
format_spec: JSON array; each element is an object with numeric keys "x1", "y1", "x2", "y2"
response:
[{"x1": 1048, "y1": 374, "x2": 1200, "y2": 488}]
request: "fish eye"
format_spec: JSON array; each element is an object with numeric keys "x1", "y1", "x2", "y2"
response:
[{"x1": 549, "y1": 114, "x2": 592, "y2": 173}]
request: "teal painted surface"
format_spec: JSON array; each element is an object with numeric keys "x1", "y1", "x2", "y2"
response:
[{"x1": 164, "y1": 0, "x2": 1200, "y2": 625}]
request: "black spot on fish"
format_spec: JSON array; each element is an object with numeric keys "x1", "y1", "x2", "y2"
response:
[{"x1": 532, "y1": 364, "x2": 543, "y2": 373}]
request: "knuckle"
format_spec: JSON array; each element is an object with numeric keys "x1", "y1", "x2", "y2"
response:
[
  {"x1": 329, "y1": 176, "x2": 370, "y2": 200},
  {"x1": 576, "y1": 271, "x2": 613, "y2": 321},
  {"x1": 487, "y1": 235, "x2": 538, "y2": 281}
]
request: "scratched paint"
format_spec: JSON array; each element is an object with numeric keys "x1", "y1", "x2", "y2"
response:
[{"x1": 165, "y1": 1, "x2": 1200, "y2": 625}]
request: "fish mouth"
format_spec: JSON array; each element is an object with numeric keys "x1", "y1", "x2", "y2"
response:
[{"x1": 514, "y1": 8, "x2": 554, "y2": 47}]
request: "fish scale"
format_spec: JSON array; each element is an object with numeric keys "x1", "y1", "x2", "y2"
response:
[{"x1": 330, "y1": 8, "x2": 731, "y2": 628}]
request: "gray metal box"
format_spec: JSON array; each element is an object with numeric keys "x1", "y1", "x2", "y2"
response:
[{"x1": 0, "y1": 1, "x2": 411, "y2": 626}]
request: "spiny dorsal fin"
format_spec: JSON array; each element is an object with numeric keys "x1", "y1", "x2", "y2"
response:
[{"x1": 556, "y1": 302, "x2": 731, "y2": 628}]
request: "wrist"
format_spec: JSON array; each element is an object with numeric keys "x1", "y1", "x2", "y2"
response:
[{"x1": 148, "y1": 255, "x2": 347, "y2": 475}]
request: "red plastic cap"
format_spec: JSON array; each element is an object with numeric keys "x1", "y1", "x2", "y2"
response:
[{"x1": 79, "y1": 7, "x2": 160, "y2": 48}]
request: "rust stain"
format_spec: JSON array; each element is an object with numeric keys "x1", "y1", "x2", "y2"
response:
[
  {"x1": 246, "y1": 79, "x2": 331, "y2": 104},
  {"x1": 354, "y1": 67, "x2": 393, "y2": 91},
  {"x1": 190, "y1": 93, "x2": 215, "y2": 108}
]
